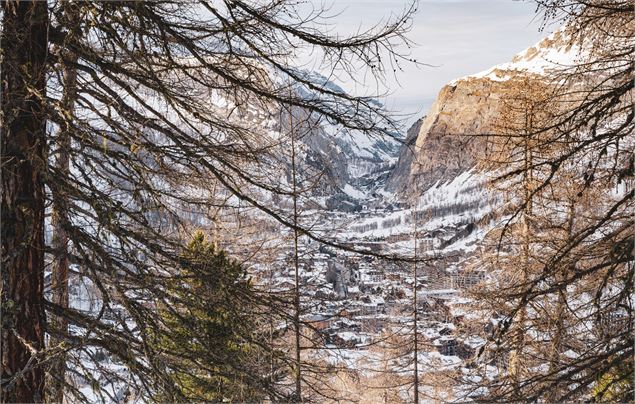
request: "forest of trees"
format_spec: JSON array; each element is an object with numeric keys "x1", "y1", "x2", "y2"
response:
[
  {"x1": 1, "y1": 0, "x2": 632, "y2": 403},
  {"x1": 468, "y1": 2, "x2": 634, "y2": 401}
]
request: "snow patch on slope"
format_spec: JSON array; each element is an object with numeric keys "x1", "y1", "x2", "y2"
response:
[{"x1": 451, "y1": 26, "x2": 583, "y2": 84}]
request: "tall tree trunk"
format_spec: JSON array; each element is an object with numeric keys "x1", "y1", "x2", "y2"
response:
[
  {"x1": 545, "y1": 200, "x2": 575, "y2": 402},
  {"x1": 47, "y1": 5, "x2": 81, "y2": 400},
  {"x1": 289, "y1": 107, "x2": 302, "y2": 402},
  {"x1": 509, "y1": 107, "x2": 533, "y2": 395},
  {"x1": 47, "y1": 49, "x2": 78, "y2": 403},
  {"x1": 1, "y1": 1, "x2": 49, "y2": 402},
  {"x1": 412, "y1": 184, "x2": 420, "y2": 404}
]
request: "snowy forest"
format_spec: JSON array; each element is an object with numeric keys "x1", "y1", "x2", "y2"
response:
[{"x1": 1, "y1": 0, "x2": 633, "y2": 403}]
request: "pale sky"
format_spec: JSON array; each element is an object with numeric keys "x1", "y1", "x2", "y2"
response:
[{"x1": 305, "y1": 0, "x2": 551, "y2": 124}]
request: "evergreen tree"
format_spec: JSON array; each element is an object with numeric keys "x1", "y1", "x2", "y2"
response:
[{"x1": 150, "y1": 231, "x2": 279, "y2": 402}]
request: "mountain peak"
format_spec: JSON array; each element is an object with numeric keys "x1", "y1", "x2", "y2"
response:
[{"x1": 450, "y1": 25, "x2": 583, "y2": 85}]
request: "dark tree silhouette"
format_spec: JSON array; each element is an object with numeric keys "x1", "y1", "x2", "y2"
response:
[{"x1": 1, "y1": 1, "x2": 418, "y2": 402}]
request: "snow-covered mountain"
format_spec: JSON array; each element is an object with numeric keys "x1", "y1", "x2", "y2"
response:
[
  {"x1": 206, "y1": 67, "x2": 404, "y2": 212},
  {"x1": 385, "y1": 26, "x2": 583, "y2": 195}
]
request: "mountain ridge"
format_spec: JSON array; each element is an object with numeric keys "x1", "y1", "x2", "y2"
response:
[{"x1": 384, "y1": 25, "x2": 579, "y2": 196}]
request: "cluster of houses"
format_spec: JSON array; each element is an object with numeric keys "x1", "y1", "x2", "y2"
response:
[{"x1": 260, "y1": 239, "x2": 488, "y2": 363}]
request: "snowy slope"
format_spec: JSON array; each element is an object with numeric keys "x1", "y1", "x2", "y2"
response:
[{"x1": 452, "y1": 26, "x2": 584, "y2": 84}]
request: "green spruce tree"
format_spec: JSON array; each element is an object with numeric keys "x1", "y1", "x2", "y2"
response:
[{"x1": 150, "y1": 231, "x2": 279, "y2": 402}]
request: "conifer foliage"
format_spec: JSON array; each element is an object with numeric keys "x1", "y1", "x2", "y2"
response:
[{"x1": 149, "y1": 231, "x2": 277, "y2": 402}]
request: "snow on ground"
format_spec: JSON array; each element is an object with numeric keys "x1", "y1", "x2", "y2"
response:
[
  {"x1": 339, "y1": 169, "x2": 496, "y2": 252},
  {"x1": 342, "y1": 183, "x2": 367, "y2": 200}
]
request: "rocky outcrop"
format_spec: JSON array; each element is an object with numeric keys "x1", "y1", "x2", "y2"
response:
[
  {"x1": 387, "y1": 26, "x2": 581, "y2": 194},
  {"x1": 384, "y1": 117, "x2": 423, "y2": 192},
  {"x1": 386, "y1": 77, "x2": 518, "y2": 193}
]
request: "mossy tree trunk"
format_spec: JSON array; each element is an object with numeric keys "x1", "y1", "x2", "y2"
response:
[{"x1": 1, "y1": 1, "x2": 48, "y2": 402}]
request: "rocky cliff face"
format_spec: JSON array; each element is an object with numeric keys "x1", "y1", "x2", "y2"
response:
[
  {"x1": 386, "y1": 27, "x2": 581, "y2": 194},
  {"x1": 291, "y1": 71, "x2": 402, "y2": 209},
  {"x1": 385, "y1": 79, "x2": 499, "y2": 193},
  {"x1": 203, "y1": 68, "x2": 404, "y2": 212},
  {"x1": 384, "y1": 117, "x2": 422, "y2": 193}
]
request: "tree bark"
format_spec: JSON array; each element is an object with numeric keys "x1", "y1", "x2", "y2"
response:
[{"x1": 1, "y1": 1, "x2": 49, "y2": 402}]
